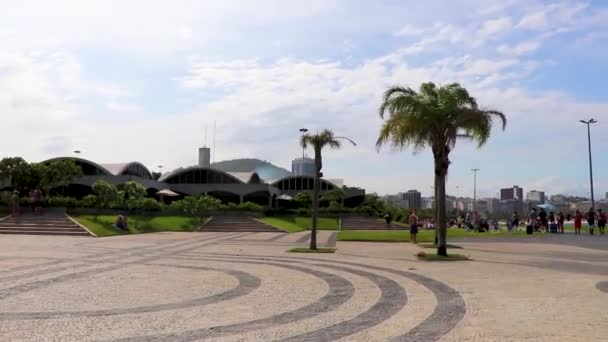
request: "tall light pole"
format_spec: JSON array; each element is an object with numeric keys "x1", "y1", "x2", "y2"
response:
[
  {"x1": 299, "y1": 128, "x2": 308, "y2": 158},
  {"x1": 580, "y1": 118, "x2": 597, "y2": 209},
  {"x1": 472, "y1": 168, "x2": 480, "y2": 212}
]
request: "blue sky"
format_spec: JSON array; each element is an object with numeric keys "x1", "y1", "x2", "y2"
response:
[{"x1": 1, "y1": 0, "x2": 607, "y2": 198}]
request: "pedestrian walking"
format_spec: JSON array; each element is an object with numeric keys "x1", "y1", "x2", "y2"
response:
[
  {"x1": 598, "y1": 209, "x2": 606, "y2": 235},
  {"x1": 409, "y1": 209, "x2": 419, "y2": 244},
  {"x1": 539, "y1": 208, "x2": 548, "y2": 232},
  {"x1": 9, "y1": 190, "x2": 20, "y2": 217},
  {"x1": 587, "y1": 208, "x2": 597, "y2": 235},
  {"x1": 384, "y1": 212, "x2": 392, "y2": 230},
  {"x1": 557, "y1": 211, "x2": 565, "y2": 234},
  {"x1": 511, "y1": 210, "x2": 520, "y2": 232},
  {"x1": 527, "y1": 208, "x2": 537, "y2": 234},
  {"x1": 574, "y1": 210, "x2": 583, "y2": 235}
]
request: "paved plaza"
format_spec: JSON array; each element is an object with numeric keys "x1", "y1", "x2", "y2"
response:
[{"x1": 0, "y1": 232, "x2": 607, "y2": 341}]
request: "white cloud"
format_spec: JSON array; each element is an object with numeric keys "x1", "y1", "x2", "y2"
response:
[
  {"x1": 107, "y1": 101, "x2": 141, "y2": 113},
  {"x1": 393, "y1": 25, "x2": 426, "y2": 37},
  {"x1": 497, "y1": 40, "x2": 541, "y2": 56},
  {"x1": 517, "y1": 11, "x2": 547, "y2": 30},
  {"x1": 481, "y1": 17, "x2": 513, "y2": 36}
]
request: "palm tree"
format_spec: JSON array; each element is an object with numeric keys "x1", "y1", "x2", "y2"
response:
[
  {"x1": 376, "y1": 82, "x2": 506, "y2": 256},
  {"x1": 301, "y1": 129, "x2": 356, "y2": 250}
]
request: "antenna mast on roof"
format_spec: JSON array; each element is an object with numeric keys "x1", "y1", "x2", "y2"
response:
[
  {"x1": 204, "y1": 126, "x2": 208, "y2": 147},
  {"x1": 213, "y1": 120, "x2": 216, "y2": 163}
]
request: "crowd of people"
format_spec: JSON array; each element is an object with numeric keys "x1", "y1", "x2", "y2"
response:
[
  {"x1": 9, "y1": 187, "x2": 45, "y2": 217},
  {"x1": 396, "y1": 206, "x2": 608, "y2": 236}
]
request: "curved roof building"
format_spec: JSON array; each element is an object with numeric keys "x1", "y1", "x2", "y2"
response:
[{"x1": 40, "y1": 148, "x2": 365, "y2": 207}]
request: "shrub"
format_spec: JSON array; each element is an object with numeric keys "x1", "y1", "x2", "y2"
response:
[
  {"x1": 142, "y1": 198, "x2": 162, "y2": 212},
  {"x1": 47, "y1": 196, "x2": 80, "y2": 208},
  {"x1": 82, "y1": 194, "x2": 97, "y2": 208},
  {"x1": 237, "y1": 201, "x2": 264, "y2": 212},
  {"x1": 92, "y1": 180, "x2": 120, "y2": 209}
]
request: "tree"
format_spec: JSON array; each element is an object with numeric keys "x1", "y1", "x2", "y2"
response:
[
  {"x1": 44, "y1": 160, "x2": 84, "y2": 194},
  {"x1": 377, "y1": 82, "x2": 506, "y2": 256},
  {"x1": 92, "y1": 180, "x2": 120, "y2": 209},
  {"x1": 121, "y1": 181, "x2": 147, "y2": 211},
  {"x1": 321, "y1": 188, "x2": 345, "y2": 206},
  {"x1": 301, "y1": 129, "x2": 355, "y2": 250},
  {"x1": 293, "y1": 192, "x2": 312, "y2": 209},
  {"x1": 0, "y1": 157, "x2": 37, "y2": 192}
]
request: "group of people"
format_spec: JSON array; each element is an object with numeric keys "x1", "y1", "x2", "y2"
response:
[
  {"x1": 9, "y1": 187, "x2": 44, "y2": 216},
  {"x1": 517, "y1": 207, "x2": 607, "y2": 235}
]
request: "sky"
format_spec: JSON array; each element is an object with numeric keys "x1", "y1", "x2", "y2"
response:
[{"x1": 1, "y1": 0, "x2": 607, "y2": 198}]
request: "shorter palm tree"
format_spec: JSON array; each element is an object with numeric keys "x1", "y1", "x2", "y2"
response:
[{"x1": 301, "y1": 129, "x2": 355, "y2": 250}]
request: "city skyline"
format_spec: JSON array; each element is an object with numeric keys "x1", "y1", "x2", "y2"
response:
[{"x1": 1, "y1": 1, "x2": 607, "y2": 197}]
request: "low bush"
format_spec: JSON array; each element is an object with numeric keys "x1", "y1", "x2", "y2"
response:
[{"x1": 142, "y1": 198, "x2": 163, "y2": 212}]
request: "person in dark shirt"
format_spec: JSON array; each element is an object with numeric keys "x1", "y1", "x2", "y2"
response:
[
  {"x1": 598, "y1": 209, "x2": 607, "y2": 235},
  {"x1": 557, "y1": 211, "x2": 565, "y2": 234},
  {"x1": 384, "y1": 212, "x2": 392, "y2": 229},
  {"x1": 538, "y1": 208, "x2": 548, "y2": 232},
  {"x1": 587, "y1": 208, "x2": 597, "y2": 235}
]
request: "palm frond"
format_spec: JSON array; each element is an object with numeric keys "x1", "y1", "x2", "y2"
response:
[{"x1": 378, "y1": 86, "x2": 417, "y2": 118}]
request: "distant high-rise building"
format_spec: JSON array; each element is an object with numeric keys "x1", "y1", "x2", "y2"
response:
[
  {"x1": 527, "y1": 190, "x2": 545, "y2": 204},
  {"x1": 404, "y1": 190, "x2": 422, "y2": 209},
  {"x1": 486, "y1": 198, "x2": 500, "y2": 214},
  {"x1": 501, "y1": 186, "x2": 523, "y2": 201},
  {"x1": 291, "y1": 157, "x2": 315, "y2": 177}
]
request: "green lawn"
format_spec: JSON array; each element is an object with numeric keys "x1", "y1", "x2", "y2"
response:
[
  {"x1": 337, "y1": 229, "x2": 529, "y2": 242},
  {"x1": 74, "y1": 215, "x2": 203, "y2": 237},
  {"x1": 258, "y1": 216, "x2": 339, "y2": 233}
]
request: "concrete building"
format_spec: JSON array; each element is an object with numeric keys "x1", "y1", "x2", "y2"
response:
[
  {"x1": 527, "y1": 190, "x2": 545, "y2": 204},
  {"x1": 38, "y1": 147, "x2": 366, "y2": 207},
  {"x1": 404, "y1": 190, "x2": 422, "y2": 209},
  {"x1": 291, "y1": 157, "x2": 315, "y2": 177},
  {"x1": 486, "y1": 198, "x2": 500, "y2": 214},
  {"x1": 501, "y1": 186, "x2": 524, "y2": 201}
]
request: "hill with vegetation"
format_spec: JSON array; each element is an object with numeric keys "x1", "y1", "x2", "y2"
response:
[{"x1": 211, "y1": 158, "x2": 292, "y2": 181}]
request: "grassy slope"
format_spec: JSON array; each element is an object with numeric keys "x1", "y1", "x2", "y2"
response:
[
  {"x1": 259, "y1": 217, "x2": 305, "y2": 233},
  {"x1": 74, "y1": 215, "x2": 202, "y2": 237},
  {"x1": 337, "y1": 229, "x2": 529, "y2": 242},
  {"x1": 258, "y1": 216, "x2": 339, "y2": 233}
]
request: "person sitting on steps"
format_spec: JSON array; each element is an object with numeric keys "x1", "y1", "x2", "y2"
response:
[{"x1": 113, "y1": 215, "x2": 129, "y2": 231}]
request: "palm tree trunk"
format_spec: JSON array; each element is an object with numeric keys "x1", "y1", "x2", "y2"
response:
[
  {"x1": 435, "y1": 157, "x2": 449, "y2": 256},
  {"x1": 434, "y1": 176, "x2": 438, "y2": 245},
  {"x1": 310, "y1": 149, "x2": 321, "y2": 250}
]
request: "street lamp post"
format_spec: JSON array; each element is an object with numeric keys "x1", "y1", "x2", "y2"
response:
[
  {"x1": 472, "y1": 168, "x2": 480, "y2": 213},
  {"x1": 580, "y1": 118, "x2": 597, "y2": 209}
]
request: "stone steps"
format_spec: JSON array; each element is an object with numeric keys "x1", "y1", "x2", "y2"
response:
[
  {"x1": 0, "y1": 215, "x2": 91, "y2": 236},
  {"x1": 199, "y1": 217, "x2": 282, "y2": 233}
]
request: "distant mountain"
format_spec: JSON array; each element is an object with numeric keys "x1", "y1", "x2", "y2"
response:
[{"x1": 211, "y1": 158, "x2": 292, "y2": 181}]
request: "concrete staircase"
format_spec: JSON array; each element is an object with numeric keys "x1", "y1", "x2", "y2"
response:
[
  {"x1": 0, "y1": 214, "x2": 91, "y2": 236},
  {"x1": 199, "y1": 216, "x2": 283, "y2": 233},
  {"x1": 340, "y1": 216, "x2": 404, "y2": 230}
]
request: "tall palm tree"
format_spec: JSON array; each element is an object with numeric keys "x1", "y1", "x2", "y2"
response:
[
  {"x1": 301, "y1": 129, "x2": 355, "y2": 250},
  {"x1": 376, "y1": 82, "x2": 506, "y2": 256}
]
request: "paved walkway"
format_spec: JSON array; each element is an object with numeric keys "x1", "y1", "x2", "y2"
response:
[{"x1": 0, "y1": 232, "x2": 607, "y2": 341}]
